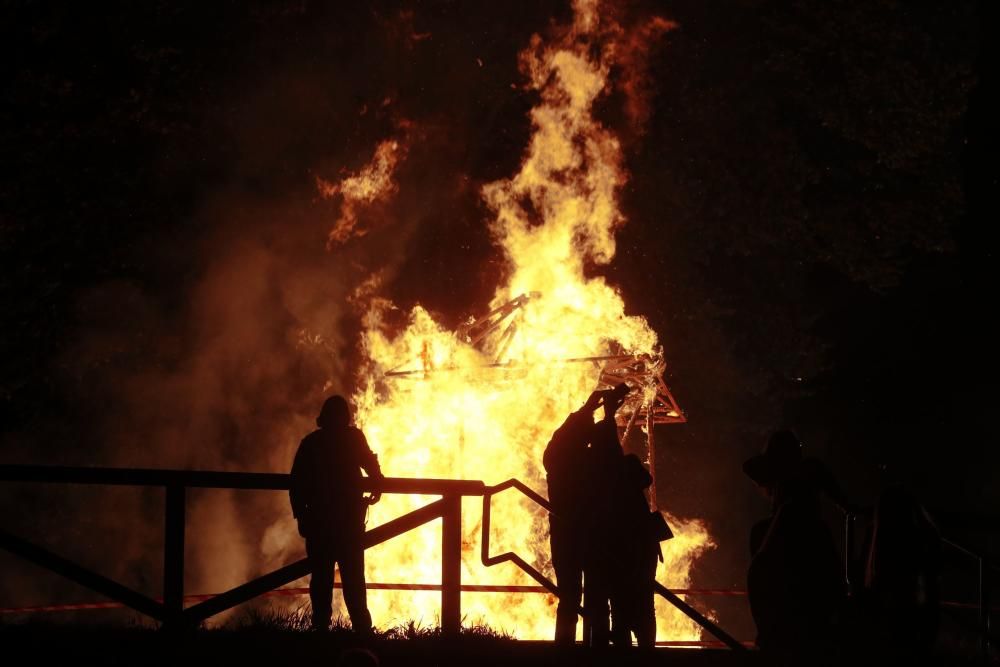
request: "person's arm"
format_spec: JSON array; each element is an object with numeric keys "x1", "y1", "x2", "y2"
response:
[
  {"x1": 289, "y1": 439, "x2": 312, "y2": 538},
  {"x1": 357, "y1": 430, "x2": 384, "y2": 504},
  {"x1": 289, "y1": 441, "x2": 307, "y2": 520}
]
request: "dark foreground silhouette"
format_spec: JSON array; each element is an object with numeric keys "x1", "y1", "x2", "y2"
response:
[
  {"x1": 544, "y1": 384, "x2": 669, "y2": 648},
  {"x1": 743, "y1": 430, "x2": 847, "y2": 665},
  {"x1": 743, "y1": 431, "x2": 956, "y2": 666},
  {"x1": 291, "y1": 395, "x2": 384, "y2": 634}
]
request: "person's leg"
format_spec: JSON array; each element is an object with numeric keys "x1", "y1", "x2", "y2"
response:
[
  {"x1": 610, "y1": 548, "x2": 639, "y2": 648},
  {"x1": 635, "y1": 549, "x2": 658, "y2": 648},
  {"x1": 550, "y1": 518, "x2": 583, "y2": 645},
  {"x1": 306, "y1": 539, "x2": 335, "y2": 630},
  {"x1": 584, "y1": 555, "x2": 612, "y2": 647},
  {"x1": 338, "y1": 541, "x2": 373, "y2": 636},
  {"x1": 609, "y1": 581, "x2": 632, "y2": 647}
]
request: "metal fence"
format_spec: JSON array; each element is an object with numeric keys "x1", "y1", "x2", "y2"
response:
[{"x1": 0, "y1": 464, "x2": 743, "y2": 649}]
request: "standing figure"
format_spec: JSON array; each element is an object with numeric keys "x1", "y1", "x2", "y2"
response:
[
  {"x1": 290, "y1": 395, "x2": 384, "y2": 633},
  {"x1": 863, "y1": 483, "x2": 941, "y2": 662},
  {"x1": 611, "y1": 453, "x2": 660, "y2": 648},
  {"x1": 583, "y1": 391, "x2": 626, "y2": 647},
  {"x1": 543, "y1": 390, "x2": 603, "y2": 645},
  {"x1": 743, "y1": 430, "x2": 848, "y2": 665}
]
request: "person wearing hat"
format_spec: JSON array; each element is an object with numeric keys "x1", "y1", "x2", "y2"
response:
[
  {"x1": 290, "y1": 395, "x2": 384, "y2": 634},
  {"x1": 743, "y1": 430, "x2": 848, "y2": 665}
]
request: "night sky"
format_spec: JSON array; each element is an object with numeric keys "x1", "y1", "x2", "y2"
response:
[{"x1": 1, "y1": 0, "x2": 996, "y2": 633}]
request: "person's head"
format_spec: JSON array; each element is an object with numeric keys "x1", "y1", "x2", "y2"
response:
[
  {"x1": 317, "y1": 395, "x2": 351, "y2": 429},
  {"x1": 766, "y1": 429, "x2": 802, "y2": 462},
  {"x1": 743, "y1": 429, "x2": 803, "y2": 494}
]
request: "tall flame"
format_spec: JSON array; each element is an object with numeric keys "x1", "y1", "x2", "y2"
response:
[{"x1": 348, "y1": 0, "x2": 713, "y2": 640}]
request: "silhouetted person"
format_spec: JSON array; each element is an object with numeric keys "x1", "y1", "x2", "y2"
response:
[
  {"x1": 582, "y1": 390, "x2": 627, "y2": 647},
  {"x1": 863, "y1": 483, "x2": 941, "y2": 662},
  {"x1": 609, "y1": 453, "x2": 659, "y2": 648},
  {"x1": 290, "y1": 395, "x2": 383, "y2": 634},
  {"x1": 577, "y1": 382, "x2": 655, "y2": 648},
  {"x1": 743, "y1": 430, "x2": 847, "y2": 665},
  {"x1": 585, "y1": 383, "x2": 662, "y2": 649},
  {"x1": 543, "y1": 390, "x2": 603, "y2": 645},
  {"x1": 542, "y1": 391, "x2": 607, "y2": 644}
]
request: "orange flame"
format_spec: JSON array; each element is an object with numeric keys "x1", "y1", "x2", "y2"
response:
[
  {"x1": 317, "y1": 138, "x2": 407, "y2": 247},
  {"x1": 346, "y1": 0, "x2": 713, "y2": 640}
]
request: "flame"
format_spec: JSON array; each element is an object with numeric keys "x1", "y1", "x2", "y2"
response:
[
  {"x1": 344, "y1": 0, "x2": 713, "y2": 641},
  {"x1": 317, "y1": 138, "x2": 407, "y2": 247}
]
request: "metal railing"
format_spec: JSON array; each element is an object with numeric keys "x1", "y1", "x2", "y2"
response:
[
  {"x1": 0, "y1": 464, "x2": 744, "y2": 648},
  {"x1": 941, "y1": 537, "x2": 995, "y2": 662},
  {"x1": 842, "y1": 508, "x2": 997, "y2": 663},
  {"x1": 479, "y1": 477, "x2": 746, "y2": 650},
  {"x1": 0, "y1": 464, "x2": 480, "y2": 634}
]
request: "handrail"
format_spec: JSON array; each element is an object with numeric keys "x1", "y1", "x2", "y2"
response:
[
  {"x1": 941, "y1": 537, "x2": 993, "y2": 661},
  {"x1": 480, "y1": 479, "x2": 569, "y2": 598},
  {"x1": 0, "y1": 464, "x2": 486, "y2": 496},
  {"x1": 0, "y1": 465, "x2": 480, "y2": 634},
  {"x1": 480, "y1": 478, "x2": 746, "y2": 650},
  {"x1": 843, "y1": 506, "x2": 995, "y2": 662},
  {"x1": 943, "y1": 536, "x2": 1000, "y2": 573},
  {"x1": 4, "y1": 464, "x2": 747, "y2": 649}
]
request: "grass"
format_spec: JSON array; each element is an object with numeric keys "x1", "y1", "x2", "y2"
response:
[
  {"x1": 220, "y1": 603, "x2": 516, "y2": 642},
  {"x1": 0, "y1": 608, "x2": 524, "y2": 667}
]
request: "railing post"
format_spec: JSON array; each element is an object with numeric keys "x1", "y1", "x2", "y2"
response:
[
  {"x1": 981, "y1": 556, "x2": 991, "y2": 664},
  {"x1": 164, "y1": 485, "x2": 186, "y2": 627},
  {"x1": 441, "y1": 494, "x2": 462, "y2": 637},
  {"x1": 844, "y1": 512, "x2": 855, "y2": 594}
]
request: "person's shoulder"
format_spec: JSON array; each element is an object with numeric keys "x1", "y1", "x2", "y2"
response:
[
  {"x1": 346, "y1": 426, "x2": 369, "y2": 446},
  {"x1": 293, "y1": 430, "x2": 323, "y2": 466},
  {"x1": 300, "y1": 429, "x2": 323, "y2": 447}
]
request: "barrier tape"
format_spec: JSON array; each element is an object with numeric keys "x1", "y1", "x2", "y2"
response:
[
  {"x1": 657, "y1": 640, "x2": 756, "y2": 648},
  {"x1": 2, "y1": 585, "x2": 989, "y2": 615},
  {"x1": 0, "y1": 586, "x2": 749, "y2": 614}
]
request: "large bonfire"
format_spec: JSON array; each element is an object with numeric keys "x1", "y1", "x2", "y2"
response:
[{"x1": 321, "y1": 0, "x2": 714, "y2": 641}]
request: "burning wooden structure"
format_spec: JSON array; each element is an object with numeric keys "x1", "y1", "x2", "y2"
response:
[{"x1": 385, "y1": 292, "x2": 685, "y2": 509}]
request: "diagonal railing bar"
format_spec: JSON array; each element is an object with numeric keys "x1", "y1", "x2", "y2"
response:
[
  {"x1": 182, "y1": 560, "x2": 310, "y2": 624},
  {"x1": 184, "y1": 498, "x2": 450, "y2": 623},
  {"x1": 0, "y1": 528, "x2": 167, "y2": 621},
  {"x1": 363, "y1": 498, "x2": 449, "y2": 548},
  {"x1": 480, "y1": 480, "x2": 564, "y2": 591},
  {"x1": 653, "y1": 582, "x2": 744, "y2": 651},
  {"x1": 480, "y1": 478, "x2": 746, "y2": 650}
]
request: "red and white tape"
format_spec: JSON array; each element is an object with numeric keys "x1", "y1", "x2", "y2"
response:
[{"x1": 0, "y1": 585, "x2": 750, "y2": 615}]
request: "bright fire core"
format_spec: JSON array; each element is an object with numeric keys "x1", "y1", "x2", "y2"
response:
[{"x1": 339, "y1": 0, "x2": 714, "y2": 641}]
